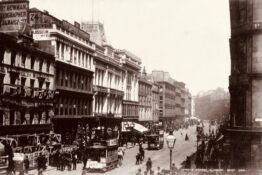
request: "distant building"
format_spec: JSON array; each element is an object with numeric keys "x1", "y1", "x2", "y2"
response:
[
  {"x1": 151, "y1": 70, "x2": 189, "y2": 130},
  {"x1": 194, "y1": 88, "x2": 229, "y2": 120},
  {"x1": 0, "y1": 32, "x2": 55, "y2": 136},
  {"x1": 29, "y1": 8, "x2": 95, "y2": 144},
  {"x1": 184, "y1": 89, "x2": 192, "y2": 116}
]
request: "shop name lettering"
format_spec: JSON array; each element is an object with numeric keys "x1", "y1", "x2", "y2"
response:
[
  {"x1": 0, "y1": 18, "x2": 27, "y2": 26},
  {"x1": 0, "y1": 12, "x2": 27, "y2": 26},
  {"x1": 0, "y1": 3, "x2": 27, "y2": 26},
  {"x1": 0, "y1": 3, "x2": 28, "y2": 11}
]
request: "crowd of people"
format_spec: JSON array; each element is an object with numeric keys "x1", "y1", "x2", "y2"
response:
[
  {"x1": 49, "y1": 148, "x2": 78, "y2": 171},
  {"x1": 194, "y1": 123, "x2": 228, "y2": 169}
]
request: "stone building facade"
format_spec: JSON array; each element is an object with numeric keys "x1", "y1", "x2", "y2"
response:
[
  {"x1": 29, "y1": 9, "x2": 95, "y2": 144},
  {"x1": 151, "y1": 70, "x2": 189, "y2": 130},
  {"x1": 0, "y1": 33, "x2": 55, "y2": 135},
  {"x1": 224, "y1": 0, "x2": 262, "y2": 168},
  {"x1": 116, "y1": 50, "x2": 141, "y2": 122},
  {"x1": 138, "y1": 69, "x2": 153, "y2": 126}
]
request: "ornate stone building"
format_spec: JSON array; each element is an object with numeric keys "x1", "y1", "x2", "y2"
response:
[
  {"x1": 0, "y1": 32, "x2": 55, "y2": 135},
  {"x1": 29, "y1": 9, "x2": 95, "y2": 144},
  {"x1": 116, "y1": 50, "x2": 141, "y2": 122},
  {"x1": 224, "y1": 0, "x2": 262, "y2": 168}
]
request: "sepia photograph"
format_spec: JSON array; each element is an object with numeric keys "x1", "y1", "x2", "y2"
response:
[{"x1": 0, "y1": 0, "x2": 261, "y2": 174}]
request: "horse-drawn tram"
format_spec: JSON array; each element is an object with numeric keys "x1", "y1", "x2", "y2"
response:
[{"x1": 86, "y1": 139, "x2": 119, "y2": 172}]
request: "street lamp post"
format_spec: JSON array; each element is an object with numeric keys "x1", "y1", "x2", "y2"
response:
[{"x1": 166, "y1": 131, "x2": 176, "y2": 171}]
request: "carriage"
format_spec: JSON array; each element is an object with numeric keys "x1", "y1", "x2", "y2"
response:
[
  {"x1": 86, "y1": 140, "x2": 119, "y2": 172},
  {"x1": 146, "y1": 130, "x2": 164, "y2": 150}
]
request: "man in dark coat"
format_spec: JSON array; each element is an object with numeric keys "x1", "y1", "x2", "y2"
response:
[{"x1": 146, "y1": 157, "x2": 152, "y2": 171}]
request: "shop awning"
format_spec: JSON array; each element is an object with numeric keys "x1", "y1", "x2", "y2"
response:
[{"x1": 122, "y1": 122, "x2": 149, "y2": 133}]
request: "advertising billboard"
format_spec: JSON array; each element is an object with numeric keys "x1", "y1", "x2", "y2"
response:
[{"x1": 0, "y1": 0, "x2": 29, "y2": 32}]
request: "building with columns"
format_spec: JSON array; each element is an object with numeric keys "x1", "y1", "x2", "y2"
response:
[
  {"x1": 223, "y1": 0, "x2": 262, "y2": 168},
  {"x1": 29, "y1": 9, "x2": 95, "y2": 144},
  {"x1": 0, "y1": 32, "x2": 55, "y2": 136},
  {"x1": 92, "y1": 44, "x2": 124, "y2": 118},
  {"x1": 116, "y1": 49, "x2": 141, "y2": 122},
  {"x1": 138, "y1": 68, "x2": 153, "y2": 127}
]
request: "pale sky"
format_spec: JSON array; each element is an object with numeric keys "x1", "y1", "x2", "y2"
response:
[{"x1": 30, "y1": 0, "x2": 231, "y2": 95}]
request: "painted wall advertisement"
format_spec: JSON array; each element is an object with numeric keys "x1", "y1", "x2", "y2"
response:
[{"x1": 0, "y1": 1, "x2": 29, "y2": 32}]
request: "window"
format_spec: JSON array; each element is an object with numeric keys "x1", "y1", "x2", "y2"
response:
[
  {"x1": 10, "y1": 74, "x2": 16, "y2": 85},
  {"x1": 0, "y1": 111, "x2": 3, "y2": 126},
  {"x1": 46, "y1": 82, "x2": 50, "y2": 90},
  {"x1": 0, "y1": 47, "x2": 5, "y2": 64},
  {"x1": 11, "y1": 50, "x2": 16, "y2": 66},
  {"x1": 38, "y1": 80, "x2": 44, "y2": 89},
  {"x1": 39, "y1": 59, "x2": 43, "y2": 72},
  {"x1": 21, "y1": 77, "x2": 26, "y2": 86},
  {"x1": 46, "y1": 61, "x2": 50, "y2": 73},
  {"x1": 65, "y1": 72, "x2": 68, "y2": 87},
  {"x1": 31, "y1": 56, "x2": 35, "y2": 70},
  {"x1": 21, "y1": 53, "x2": 26, "y2": 67},
  {"x1": 30, "y1": 79, "x2": 35, "y2": 88}
]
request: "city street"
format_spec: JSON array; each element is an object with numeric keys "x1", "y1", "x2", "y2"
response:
[{"x1": 28, "y1": 125, "x2": 197, "y2": 175}]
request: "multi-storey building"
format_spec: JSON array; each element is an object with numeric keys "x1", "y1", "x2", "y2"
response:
[
  {"x1": 92, "y1": 44, "x2": 124, "y2": 118},
  {"x1": 173, "y1": 81, "x2": 186, "y2": 117},
  {"x1": 29, "y1": 9, "x2": 95, "y2": 144},
  {"x1": 151, "y1": 71, "x2": 176, "y2": 130},
  {"x1": 151, "y1": 82, "x2": 160, "y2": 123},
  {"x1": 138, "y1": 68, "x2": 152, "y2": 127},
  {"x1": 184, "y1": 89, "x2": 192, "y2": 117},
  {"x1": 224, "y1": 0, "x2": 262, "y2": 168},
  {"x1": 151, "y1": 70, "x2": 190, "y2": 130},
  {"x1": 116, "y1": 50, "x2": 141, "y2": 122},
  {"x1": 0, "y1": 32, "x2": 55, "y2": 136},
  {"x1": 81, "y1": 22, "x2": 124, "y2": 119}
]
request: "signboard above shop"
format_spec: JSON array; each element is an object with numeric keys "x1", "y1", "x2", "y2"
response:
[{"x1": 0, "y1": 0, "x2": 29, "y2": 32}]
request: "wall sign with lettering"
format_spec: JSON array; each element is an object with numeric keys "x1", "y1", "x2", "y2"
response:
[{"x1": 0, "y1": 1, "x2": 29, "y2": 32}]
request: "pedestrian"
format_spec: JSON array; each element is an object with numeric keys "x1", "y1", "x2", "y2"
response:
[
  {"x1": 171, "y1": 163, "x2": 177, "y2": 175},
  {"x1": 140, "y1": 148, "x2": 145, "y2": 161},
  {"x1": 136, "y1": 168, "x2": 142, "y2": 175},
  {"x1": 24, "y1": 155, "x2": 30, "y2": 174},
  {"x1": 82, "y1": 151, "x2": 88, "y2": 169},
  {"x1": 37, "y1": 153, "x2": 45, "y2": 175},
  {"x1": 185, "y1": 134, "x2": 189, "y2": 141},
  {"x1": 184, "y1": 156, "x2": 191, "y2": 169},
  {"x1": 118, "y1": 149, "x2": 123, "y2": 166},
  {"x1": 72, "y1": 151, "x2": 77, "y2": 170},
  {"x1": 146, "y1": 157, "x2": 152, "y2": 172},
  {"x1": 81, "y1": 167, "x2": 87, "y2": 175},
  {"x1": 8, "y1": 157, "x2": 15, "y2": 175},
  {"x1": 136, "y1": 153, "x2": 140, "y2": 165},
  {"x1": 156, "y1": 166, "x2": 162, "y2": 175}
]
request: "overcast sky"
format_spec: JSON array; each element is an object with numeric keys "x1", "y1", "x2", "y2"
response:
[{"x1": 30, "y1": 0, "x2": 231, "y2": 95}]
